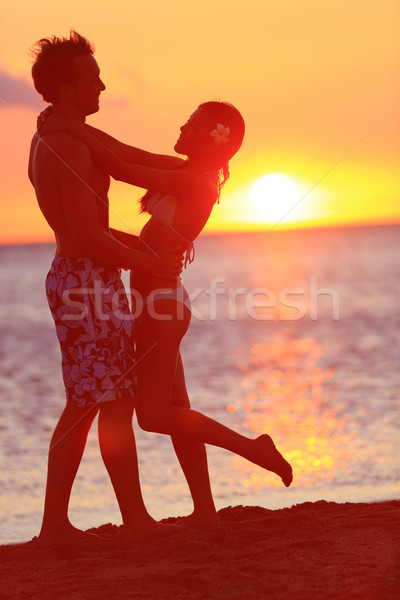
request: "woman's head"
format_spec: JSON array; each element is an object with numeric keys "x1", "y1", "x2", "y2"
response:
[
  {"x1": 140, "y1": 102, "x2": 244, "y2": 213},
  {"x1": 174, "y1": 101, "x2": 245, "y2": 172}
]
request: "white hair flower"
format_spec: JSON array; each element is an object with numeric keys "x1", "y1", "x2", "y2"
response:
[{"x1": 210, "y1": 123, "x2": 230, "y2": 145}]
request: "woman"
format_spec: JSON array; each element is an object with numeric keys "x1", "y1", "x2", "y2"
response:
[{"x1": 43, "y1": 101, "x2": 293, "y2": 527}]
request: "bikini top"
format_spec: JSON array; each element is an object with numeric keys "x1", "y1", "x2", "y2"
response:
[{"x1": 146, "y1": 192, "x2": 195, "y2": 268}]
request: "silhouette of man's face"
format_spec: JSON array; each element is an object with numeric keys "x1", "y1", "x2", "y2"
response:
[{"x1": 67, "y1": 54, "x2": 106, "y2": 116}]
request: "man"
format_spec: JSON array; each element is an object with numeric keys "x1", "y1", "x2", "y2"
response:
[{"x1": 28, "y1": 31, "x2": 182, "y2": 543}]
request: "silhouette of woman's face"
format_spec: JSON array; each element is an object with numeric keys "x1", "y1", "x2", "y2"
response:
[{"x1": 174, "y1": 109, "x2": 211, "y2": 157}]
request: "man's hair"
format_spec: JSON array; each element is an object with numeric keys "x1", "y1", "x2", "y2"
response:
[{"x1": 30, "y1": 30, "x2": 94, "y2": 103}]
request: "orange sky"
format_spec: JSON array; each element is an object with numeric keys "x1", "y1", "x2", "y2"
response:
[{"x1": 0, "y1": 0, "x2": 399, "y2": 244}]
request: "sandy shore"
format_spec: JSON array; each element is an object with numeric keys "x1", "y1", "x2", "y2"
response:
[{"x1": 1, "y1": 500, "x2": 399, "y2": 600}]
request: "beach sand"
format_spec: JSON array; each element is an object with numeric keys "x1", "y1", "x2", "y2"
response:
[{"x1": 1, "y1": 500, "x2": 399, "y2": 600}]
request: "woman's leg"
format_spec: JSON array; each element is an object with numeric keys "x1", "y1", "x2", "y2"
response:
[
  {"x1": 136, "y1": 300, "x2": 292, "y2": 487},
  {"x1": 170, "y1": 353, "x2": 219, "y2": 526},
  {"x1": 135, "y1": 300, "x2": 218, "y2": 526}
]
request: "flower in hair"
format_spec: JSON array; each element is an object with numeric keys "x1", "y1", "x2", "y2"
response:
[{"x1": 210, "y1": 123, "x2": 230, "y2": 145}]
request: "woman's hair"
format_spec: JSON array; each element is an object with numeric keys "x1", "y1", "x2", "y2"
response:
[
  {"x1": 197, "y1": 100, "x2": 245, "y2": 174},
  {"x1": 30, "y1": 30, "x2": 94, "y2": 103},
  {"x1": 140, "y1": 101, "x2": 245, "y2": 213}
]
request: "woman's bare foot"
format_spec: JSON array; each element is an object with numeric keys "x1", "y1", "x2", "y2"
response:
[
  {"x1": 254, "y1": 434, "x2": 293, "y2": 487},
  {"x1": 121, "y1": 518, "x2": 183, "y2": 540},
  {"x1": 176, "y1": 511, "x2": 220, "y2": 530}
]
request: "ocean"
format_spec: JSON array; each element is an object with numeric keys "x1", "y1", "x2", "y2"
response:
[{"x1": 0, "y1": 225, "x2": 399, "y2": 544}]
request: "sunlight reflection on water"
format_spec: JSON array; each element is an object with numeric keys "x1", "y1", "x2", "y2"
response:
[
  {"x1": 224, "y1": 328, "x2": 399, "y2": 503},
  {"x1": 228, "y1": 337, "x2": 355, "y2": 491}
]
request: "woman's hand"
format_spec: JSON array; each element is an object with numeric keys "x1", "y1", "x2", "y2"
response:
[
  {"x1": 36, "y1": 107, "x2": 83, "y2": 138},
  {"x1": 150, "y1": 246, "x2": 184, "y2": 279},
  {"x1": 36, "y1": 106, "x2": 53, "y2": 133}
]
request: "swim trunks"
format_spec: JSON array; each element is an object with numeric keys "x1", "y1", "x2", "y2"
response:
[{"x1": 45, "y1": 256, "x2": 136, "y2": 406}]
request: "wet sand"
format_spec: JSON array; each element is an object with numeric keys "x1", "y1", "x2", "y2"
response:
[{"x1": 1, "y1": 500, "x2": 399, "y2": 600}]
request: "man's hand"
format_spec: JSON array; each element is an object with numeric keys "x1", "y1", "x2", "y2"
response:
[
  {"x1": 151, "y1": 246, "x2": 184, "y2": 279},
  {"x1": 170, "y1": 157, "x2": 186, "y2": 169}
]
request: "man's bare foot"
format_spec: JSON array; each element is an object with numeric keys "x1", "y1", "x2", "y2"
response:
[
  {"x1": 254, "y1": 434, "x2": 293, "y2": 487},
  {"x1": 175, "y1": 511, "x2": 220, "y2": 530},
  {"x1": 38, "y1": 523, "x2": 99, "y2": 545}
]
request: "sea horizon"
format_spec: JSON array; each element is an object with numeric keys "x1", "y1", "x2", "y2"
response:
[{"x1": 0, "y1": 220, "x2": 399, "y2": 249}]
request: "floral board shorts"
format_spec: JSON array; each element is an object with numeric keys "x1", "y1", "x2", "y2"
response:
[{"x1": 46, "y1": 256, "x2": 136, "y2": 407}]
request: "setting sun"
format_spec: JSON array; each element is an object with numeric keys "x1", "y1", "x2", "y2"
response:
[{"x1": 251, "y1": 174, "x2": 300, "y2": 224}]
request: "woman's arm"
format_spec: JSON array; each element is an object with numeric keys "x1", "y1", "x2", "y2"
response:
[
  {"x1": 36, "y1": 107, "x2": 184, "y2": 169},
  {"x1": 74, "y1": 126, "x2": 209, "y2": 199},
  {"x1": 85, "y1": 125, "x2": 185, "y2": 169},
  {"x1": 37, "y1": 111, "x2": 214, "y2": 202}
]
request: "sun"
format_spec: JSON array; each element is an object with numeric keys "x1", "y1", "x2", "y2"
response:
[{"x1": 251, "y1": 174, "x2": 300, "y2": 223}]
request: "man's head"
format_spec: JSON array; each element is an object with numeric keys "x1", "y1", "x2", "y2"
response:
[{"x1": 31, "y1": 30, "x2": 105, "y2": 116}]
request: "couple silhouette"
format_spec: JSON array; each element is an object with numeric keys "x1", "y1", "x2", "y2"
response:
[{"x1": 28, "y1": 30, "x2": 292, "y2": 544}]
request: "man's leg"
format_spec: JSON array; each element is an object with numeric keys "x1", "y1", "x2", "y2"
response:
[
  {"x1": 39, "y1": 401, "x2": 98, "y2": 543},
  {"x1": 98, "y1": 398, "x2": 177, "y2": 537}
]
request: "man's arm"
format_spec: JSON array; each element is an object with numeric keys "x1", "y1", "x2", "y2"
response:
[
  {"x1": 28, "y1": 134, "x2": 39, "y2": 185},
  {"x1": 85, "y1": 125, "x2": 185, "y2": 169},
  {"x1": 49, "y1": 133, "x2": 182, "y2": 276},
  {"x1": 109, "y1": 228, "x2": 139, "y2": 249}
]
